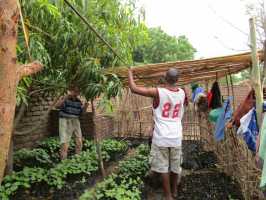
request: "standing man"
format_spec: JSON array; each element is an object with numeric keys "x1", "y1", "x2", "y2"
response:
[
  {"x1": 128, "y1": 68, "x2": 185, "y2": 200},
  {"x1": 55, "y1": 85, "x2": 88, "y2": 160}
]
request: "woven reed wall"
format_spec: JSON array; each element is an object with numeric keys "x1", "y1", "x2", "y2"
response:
[{"x1": 198, "y1": 113, "x2": 262, "y2": 200}]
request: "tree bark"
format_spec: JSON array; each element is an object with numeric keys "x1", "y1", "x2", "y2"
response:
[
  {"x1": 91, "y1": 100, "x2": 106, "y2": 177},
  {"x1": 0, "y1": 0, "x2": 43, "y2": 183}
]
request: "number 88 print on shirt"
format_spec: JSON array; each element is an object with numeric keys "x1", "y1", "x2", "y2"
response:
[{"x1": 152, "y1": 88, "x2": 185, "y2": 147}]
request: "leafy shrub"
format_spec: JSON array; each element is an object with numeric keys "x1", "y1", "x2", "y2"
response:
[
  {"x1": 101, "y1": 139, "x2": 128, "y2": 160},
  {"x1": 1, "y1": 138, "x2": 129, "y2": 199},
  {"x1": 0, "y1": 167, "x2": 48, "y2": 200},
  {"x1": 80, "y1": 175, "x2": 142, "y2": 200},
  {"x1": 38, "y1": 137, "x2": 75, "y2": 161},
  {"x1": 48, "y1": 150, "x2": 99, "y2": 188},
  {"x1": 14, "y1": 148, "x2": 53, "y2": 170}
]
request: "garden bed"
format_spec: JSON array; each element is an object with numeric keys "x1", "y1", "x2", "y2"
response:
[
  {"x1": 0, "y1": 138, "x2": 130, "y2": 200},
  {"x1": 2, "y1": 139, "x2": 245, "y2": 200},
  {"x1": 143, "y1": 140, "x2": 244, "y2": 200}
]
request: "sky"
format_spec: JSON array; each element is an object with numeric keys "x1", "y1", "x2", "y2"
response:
[{"x1": 137, "y1": 0, "x2": 257, "y2": 59}]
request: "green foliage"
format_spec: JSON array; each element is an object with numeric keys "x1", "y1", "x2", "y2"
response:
[
  {"x1": 101, "y1": 139, "x2": 128, "y2": 156},
  {"x1": 38, "y1": 137, "x2": 75, "y2": 162},
  {"x1": 134, "y1": 27, "x2": 196, "y2": 63},
  {"x1": 0, "y1": 167, "x2": 48, "y2": 200},
  {"x1": 80, "y1": 175, "x2": 142, "y2": 200},
  {"x1": 48, "y1": 150, "x2": 99, "y2": 188},
  {"x1": 80, "y1": 144, "x2": 149, "y2": 200},
  {"x1": 0, "y1": 138, "x2": 129, "y2": 199},
  {"x1": 16, "y1": 0, "x2": 148, "y2": 104},
  {"x1": 14, "y1": 148, "x2": 52, "y2": 170}
]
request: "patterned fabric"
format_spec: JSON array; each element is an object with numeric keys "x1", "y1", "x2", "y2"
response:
[
  {"x1": 59, "y1": 98, "x2": 83, "y2": 118},
  {"x1": 237, "y1": 108, "x2": 259, "y2": 152}
]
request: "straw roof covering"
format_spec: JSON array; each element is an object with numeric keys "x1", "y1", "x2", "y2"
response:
[{"x1": 107, "y1": 51, "x2": 264, "y2": 86}]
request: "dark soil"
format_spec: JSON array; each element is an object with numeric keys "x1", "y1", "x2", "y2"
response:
[
  {"x1": 176, "y1": 170, "x2": 244, "y2": 200},
  {"x1": 181, "y1": 140, "x2": 218, "y2": 170},
  {"x1": 143, "y1": 140, "x2": 244, "y2": 200}
]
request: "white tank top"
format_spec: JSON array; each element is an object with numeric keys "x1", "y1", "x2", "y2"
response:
[{"x1": 152, "y1": 88, "x2": 185, "y2": 147}]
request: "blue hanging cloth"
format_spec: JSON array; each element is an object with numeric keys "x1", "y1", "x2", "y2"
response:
[
  {"x1": 237, "y1": 108, "x2": 259, "y2": 152},
  {"x1": 214, "y1": 96, "x2": 233, "y2": 141},
  {"x1": 192, "y1": 87, "x2": 205, "y2": 103}
]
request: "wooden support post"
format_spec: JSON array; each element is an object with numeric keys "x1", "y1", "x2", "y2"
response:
[
  {"x1": 225, "y1": 74, "x2": 230, "y2": 98},
  {"x1": 262, "y1": 40, "x2": 266, "y2": 87},
  {"x1": 249, "y1": 18, "x2": 264, "y2": 125},
  {"x1": 228, "y1": 68, "x2": 236, "y2": 111},
  {"x1": 91, "y1": 100, "x2": 106, "y2": 177}
]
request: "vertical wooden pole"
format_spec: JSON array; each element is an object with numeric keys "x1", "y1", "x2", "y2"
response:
[
  {"x1": 228, "y1": 68, "x2": 236, "y2": 111},
  {"x1": 225, "y1": 74, "x2": 230, "y2": 98},
  {"x1": 262, "y1": 40, "x2": 266, "y2": 87},
  {"x1": 249, "y1": 17, "x2": 263, "y2": 125},
  {"x1": 91, "y1": 100, "x2": 106, "y2": 177}
]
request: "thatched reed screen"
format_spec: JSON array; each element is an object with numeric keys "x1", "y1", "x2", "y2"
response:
[
  {"x1": 113, "y1": 90, "x2": 153, "y2": 138},
  {"x1": 113, "y1": 90, "x2": 201, "y2": 140},
  {"x1": 198, "y1": 113, "x2": 262, "y2": 200},
  {"x1": 106, "y1": 51, "x2": 264, "y2": 86}
]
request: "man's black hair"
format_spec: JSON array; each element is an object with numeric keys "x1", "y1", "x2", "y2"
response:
[{"x1": 165, "y1": 68, "x2": 179, "y2": 85}]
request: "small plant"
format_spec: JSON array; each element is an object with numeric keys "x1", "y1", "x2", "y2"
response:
[
  {"x1": 0, "y1": 138, "x2": 130, "y2": 199},
  {"x1": 48, "y1": 150, "x2": 99, "y2": 188},
  {"x1": 14, "y1": 148, "x2": 53, "y2": 170},
  {"x1": 0, "y1": 167, "x2": 48, "y2": 200},
  {"x1": 80, "y1": 175, "x2": 142, "y2": 200},
  {"x1": 80, "y1": 144, "x2": 150, "y2": 200}
]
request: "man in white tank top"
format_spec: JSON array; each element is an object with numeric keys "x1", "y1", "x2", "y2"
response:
[{"x1": 128, "y1": 68, "x2": 185, "y2": 200}]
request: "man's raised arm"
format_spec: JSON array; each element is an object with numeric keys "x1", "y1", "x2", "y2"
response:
[{"x1": 128, "y1": 68, "x2": 158, "y2": 98}]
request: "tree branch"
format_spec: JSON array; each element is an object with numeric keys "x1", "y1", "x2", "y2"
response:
[{"x1": 17, "y1": 61, "x2": 43, "y2": 80}]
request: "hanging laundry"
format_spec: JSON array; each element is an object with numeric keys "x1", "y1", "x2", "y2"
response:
[
  {"x1": 260, "y1": 114, "x2": 266, "y2": 190},
  {"x1": 207, "y1": 91, "x2": 213, "y2": 108},
  {"x1": 232, "y1": 89, "x2": 256, "y2": 127},
  {"x1": 214, "y1": 96, "x2": 233, "y2": 141},
  {"x1": 209, "y1": 81, "x2": 222, "y2": 109},
  {"x1": 237, "y1": 108, "x2": 259, "y2": 152},
  {"x1": 208, "y1": 107, "x2": 223, "y2": 123},
  {"x1": 192, "y1": 86, "x2": 205, "y2": 103},
  {"x1": 181, "y1": 87, "x2": 189, "y2": 107}
]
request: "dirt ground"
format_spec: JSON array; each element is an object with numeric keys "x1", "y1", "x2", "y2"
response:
[{"x1": 143, "y1": 140, "x2": 244, "y2": 200}]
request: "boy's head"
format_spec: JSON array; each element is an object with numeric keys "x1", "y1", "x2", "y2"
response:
[
  {"x1": 165, "y1": 68, "x2": 179, "y2": 85},
  {"x1": 68, "y1": 85, "x2": 80, "y2": 97}
]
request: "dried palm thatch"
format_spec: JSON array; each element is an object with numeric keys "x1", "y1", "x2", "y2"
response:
[{"x1": 106, "y1": 51, "x2": 264, "y2": 86}]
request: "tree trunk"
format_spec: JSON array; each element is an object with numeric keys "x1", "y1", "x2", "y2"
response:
[
  {"x1": 91, "y1": 100, "x2": 106, "y2": 177},
  {"x1": 0, "y1": 0, "x2": 43, "y2": 183}
]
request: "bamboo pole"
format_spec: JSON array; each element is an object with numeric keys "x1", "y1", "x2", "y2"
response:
[
  {"x1": 91, "y1": 100, "x2": 106, "y2": 177},
  {"x1": 249, "y1": 18, "x2": 263, "y2": 125},
  {"x1": 228, "y1": 68, "x2": 236, "y2": 111},
  {"x1": 225, "y1": 74, "x2": 230, "y2": 97},
  {"x1": 262, "y1": 40, "x2": 266, "y2": 87}
]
